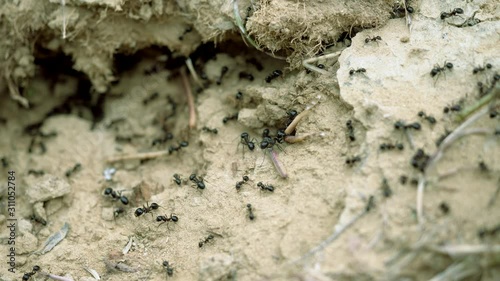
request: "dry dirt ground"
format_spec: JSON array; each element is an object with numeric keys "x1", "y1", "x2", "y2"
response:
[{"x1": 0, "y1": 1, "x2": 500, "y2": 281}]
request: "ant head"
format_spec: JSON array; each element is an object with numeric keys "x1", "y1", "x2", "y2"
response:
[
  {"x1": 104, "y1": 187, "x2": 112, "y2": 195},
  {"x1": 445, "y1": 62, "x2": 453, "y2": 69}
]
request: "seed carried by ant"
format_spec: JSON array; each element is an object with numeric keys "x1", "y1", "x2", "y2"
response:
[
  {"x1": 103, "y1": 187, "x2": 129, "y2": 205},
  {"x1": 440, "y1": 8, "x2": 464, "y2": 20},
  {"x1": 257, "y1": 182, "x2": 274, "y2": 192},
  {"x1": 365, "y1": 36, "x2": 382, "y2": 44},
  {"x1": 265, "y1": 69, "x2": 282, "y2": 83},
  {"x1": 135, "y1": 202, "x2": 160, "y2": 217},
  {"x1": 202, "y1": 126, "x2": 218, "y2": 134},
  {"x1": 246, "y1": 203, "x2": 255, "y2": 220},
  {"x1": 189, "y1": 174, "x2": 206, "y2": 189},
  {"x1": 349, "y1": 68, "x2": 366, "y2": 75},
  {"x1": 199, "y1": 234, "x2": 214, "y2": 248}
]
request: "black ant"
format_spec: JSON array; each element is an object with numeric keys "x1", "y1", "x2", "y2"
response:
[
  {"x1": 28, "y1": 169, "x2": 45, "y2": 176},
  {"x1": 156, "y1": 213, "x2": 179, "y2": 228},
  {"x1": 345, "y1": 156, "x2": 361, "y2": 166},
  {"x1": 473, "y1": 63, "x2": 492, "y2": 74},
  {"x1": 349, "y1": 68, "x2": 366, "y2": 75},
  {"x1": 135, "y1": 202, "x2": 160, "y2": 217},
  {"x1": 202, "y1": 126, "x2": 218, "y2": 134},
  {"x1": 246, "y1": 58, "x2": 264, "y2": 71},
  {"x1": 265, "y1": 70, "x2": 282, "y2": 83},
  {"x1": 222, "y1": 113, "x2": 238, "y2": 124},
  {"x1": 262, "y1": 128, "x2": 270, "y2": 138},
  {"x1": 430, "y1": 62, "x2": 453, "y2": 79},
  {"x1": 114, "y1": 207, "x2": 125, "y2": 217},
  {"x1": 65, "y1": 163, "x2": 82, "y2": 178},
  {"x1": 173, "y1": 174, "x2": 182, "y2": 185},
  {"x1": 235, "y1": 91, "x2": 243, "y2": 100},
  {"x1": 417, "y1": 111, "x2": 437, "y2": 124},
  {"x1": 247, "y1": 204, "x2": 255, "y2": 220},
  {"x1": 199, "y1": 234, "x2": 214, "y2": 247},
  {"x1": 163, "y1": 260, "x2": 174, "y2": 276},
  {"x1": 379, "y1": 143, "x2": 404, "y2": 151},
  {"x1": 168, "y1": 141, "x2": 189, "y2": 154},
  {"x1": 152, "y1": 133, "x2": 174, "y2": 146},
  {"x1": 178, "y1": 26, "x2": 192, "y2": 40},
  {"x1": 439, "y1": 202, "x2": 450, "y2": 214},
  {"x1": 22, "y1": 265, "x2": 40, "y2": 281},
  {"x1": 399, "y1": 175, "x2": 408, "y2": 185},
  {"x1": 104, "y1": 187, "x2": 129, "y2": 205},
  {"x1": 216, "y1": 66, "x2": 229, "y2": 85},
  {"x1": 440, "y1": 8, "x2": 464, "y2": 20},
  {"x1": 240, "y1": 132, "x2": 255, "y2": 151},
  {"x1": 391, "y1": 3, "x2": 413, "y2": 18},
  {"x1": 317, "y1": 64, "x2": 325, "y2": 69},
  {"x1": 236, "y1": 176, "x2": 250, "y2": 190},
  {"x1": 381, "y1": 179, "x2": 392, "y2": 198},
  {"x1": 411, "y1": 149, "x2": 430, "y2": 172},
  {"x1": 1, "y1": 157, "x2": 8, "y2": 168},
  {"x1": 346, "y1": 120, "x2": 355, "y2": 141},
  {"x1": 365, "y1": 36, "x2": 382, "y2": 44},
  {"x1": 443, "y1": 104, "x2": 461, "y2": 113},
  {"x1": 259, "y1": 136, "x2": 276, "y2": 149},
  {"x1": 238, "y1": 71, "x2": 254, "y2": 81},
  {"x1": 142, "y1": 92, "x2": 159, "y2": 105},
  {"x1": 189, "y1": 174, "x2": 206, "y2": 189},
  {"x1": 394, "y1": 120, "x2": 421, "y2": 130},
  {"x1": 257, "y1": 182, "x2": 274, "y2": 192},
  {"x1": 30, "y1": 214, "x2": 47, "y2": 226}
]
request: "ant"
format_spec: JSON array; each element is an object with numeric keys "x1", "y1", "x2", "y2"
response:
[
  {"x1": 345, "y1": 156, "x2": 361, "y2": 166},
  {"x1": 265, "y1": 70, "x2": 282, "y2": 83},
  {"x1": 238, "y1": 71, "x2": 254, "y2": 81},
  {"x1": 199, "y1": 234, "x2": 214, "y2": 247},
  {"x1": 417, "y1": 111, "x2": 437, "y2": 124},
  {"x1": 1, "y1": 157, "x2": 8, "y2": 168},
  {"x1": 216, "y1": 66, "x2": 229, "y2": 85},
  {"x1": 173, "y1": 174, "x2": 182, "y2": 185},
  {"x1": 240, "y1": 132, "x2": 255, "y2": 151},
  {"x1": 222, "y1": 113, "x2": 238, "y2": 124},
  {"x1": 189, "y1": 174, "x2": 206, "y2": 189},
  {"x1": 259, "y1": 136, "x2": 276, "y2": 149},
  {"x1": 22, "y1": 265, "x2": 41, "y2": 281},
  {"x1": 439, "y1": 202, "x2": 450, "y2": 214},
  {"x1": 202, "y1": 126, "x2": 218, "y2": 134},
  {"x1": 473, "y1": 63, "x2": 492, "y2": 74},
  {"x1": 411, "y1": 149, "x2": 430, "y2": 172},
  {"x1": 178, "y1": 26, "x2": 192, "y2": 40},
  {"x1": 114, "y1": 207, "x2": 125, "y2": 218},
  {"x1": 236, "y1": 176, "x2": 250, "y2": 190},
  {"x1": 394, "y1": 120, "x2": 421, "y2": 130},
  {"x1": 135, "y1": 202, "x2": 160, "y2": 217},
  {"x1": 168, "y1": 141, "x2": 189, "y2": 154},
  {"x1": 235, "y1": 91, "x2": 243, "y2": 100},
  {"x1": 257, "y1": 182, "x2": 274, "y2": 192},
  {"x1": 104, "y1": 187, "x2": 129, "y2": 205},
  {"x1": 152, "y1": 133, "x2": 174, "y2": 146},
  {"x1": 381, "y1": 179, "x2": 392, "y2": 198},
  {"x1": 156, "y1": 213, "x2": 179, "y2": 228},
  {"x1": 379, "y1": 143, "x2": 404, "y2": 151},
  {"x1": 443, "y1": 104, "x2": 461, "y2": 113},
  {"x1": 65, "y1": 163, "x2": 82, "y2": 177},
  {"x1": 246, "y1": 58, "x2": 264, "y2": 71},
  {"x1": 163, "y1": 261, "x2": 174, "y2": 276},
  {"x1": 440, "y1": 8, "x2": 464, "y2": 20},
  {"x1": 346, "y1": 120, "x2": 355, "y2": 141},
  {"x1": 262, "y1": 128, "x2": 270, "y2": 138},
  {"x1": 247, "y1": 204, "x2": 255, "y2": 220},
  {"x1": 391, "y1": 3, "x2": 414, "y2": 18},
  {"x1": 430, "y1": 62, "x2": 453, "y2": 80},
  {"x1": 349, "y1": 68, "x2": 366, "y2": 75},
  {"x1": 365, "y1": 36, "x2": 382, "y2": 44},
  {"x1": 28, "y1": 169, "x2": 45, "y2": 176}
]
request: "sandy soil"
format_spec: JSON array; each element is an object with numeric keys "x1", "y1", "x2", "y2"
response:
[{"x1": 0, "y1": 1, "x2": 499, "y2": 281}]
